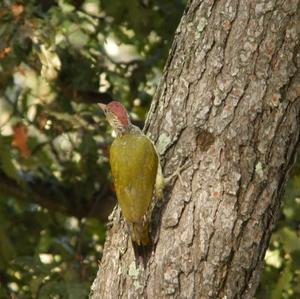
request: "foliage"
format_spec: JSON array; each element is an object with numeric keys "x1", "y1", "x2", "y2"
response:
[
  {"x1": 0, "y1": 0, "x2": 299, "y2": 298},
  {"x1": 256, "y1": 156, "x2": 300, "y2": 299}
]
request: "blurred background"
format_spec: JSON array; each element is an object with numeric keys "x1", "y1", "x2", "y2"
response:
[{"x1": 0, "y1": 1, "x2": 299, "y2": 298}]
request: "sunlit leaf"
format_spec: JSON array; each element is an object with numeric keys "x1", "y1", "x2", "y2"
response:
[
  {"x1": 0, "y1": 47, "x2": 11, "y2": 59},
  {"x1": 11, "y1": 3, "x2": 25, "y2": 17}
]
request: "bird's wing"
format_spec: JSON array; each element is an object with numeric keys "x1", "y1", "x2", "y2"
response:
[{"x1": 110, "y1": 133, "x2": 158, "y2": 223}]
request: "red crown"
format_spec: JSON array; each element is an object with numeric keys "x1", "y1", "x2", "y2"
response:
[{"x1": 107, "y1": 101, "x2": 129, "y2": 127}]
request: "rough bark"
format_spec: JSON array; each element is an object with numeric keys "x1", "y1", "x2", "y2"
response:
[{"x1": 90, "y1": 0, "x2": 300, "y2": 298}]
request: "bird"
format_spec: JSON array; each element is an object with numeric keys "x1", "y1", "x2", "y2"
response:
[{"x1": 99, "y1": 101, "x2": 164, "y2": 246}]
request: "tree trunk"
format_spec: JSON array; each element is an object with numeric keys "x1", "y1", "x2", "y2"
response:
[{"x1": 90, "y1": 0, "x2": 300, "y2": 298}]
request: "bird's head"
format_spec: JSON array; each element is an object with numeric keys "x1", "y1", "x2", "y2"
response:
[{"x1": 98, "y1": 101, "x2": 130, "y2": 135}]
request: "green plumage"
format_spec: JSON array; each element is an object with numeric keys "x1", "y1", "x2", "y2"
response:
[{"x1": 110, "y1": 133, "x2": 158, "y2": 245}]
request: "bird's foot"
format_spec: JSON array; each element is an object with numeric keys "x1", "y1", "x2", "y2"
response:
[{"x1": 164, "y1": 160, "x2": 192, "y2": 187}]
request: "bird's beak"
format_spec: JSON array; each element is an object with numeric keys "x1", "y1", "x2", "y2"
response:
[{"x1": 98, "y1": 103, "x2": 107, "y2": 113}]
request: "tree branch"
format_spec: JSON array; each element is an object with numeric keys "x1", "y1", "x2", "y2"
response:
[{"x1": 0, "y1": 170, "x2": 115, "y2": 221}]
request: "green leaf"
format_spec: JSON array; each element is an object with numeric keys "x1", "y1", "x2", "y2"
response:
[
  {"x1": 0, "y1": 227, "x2": 15, "y2": 267},
  {"x1": 271, "y1": 262, "x2": 293, "y2": 299},
  {"x1": 38, "y1": 281, "x2": 67, "y2": 299},
  {"x1": 273, "y1": 227, "x2": 300, "y2": 253},
  {"x1": 0, "y1": 136, "x2": 19, "y2": 181},
  {"x1": 66, "y1": 282, "x2": 89, "y2": 299}
]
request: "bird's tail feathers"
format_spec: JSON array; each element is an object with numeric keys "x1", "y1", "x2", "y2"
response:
[{"x1": 130, "y1": 220, "x2": 150, "y2": 246}]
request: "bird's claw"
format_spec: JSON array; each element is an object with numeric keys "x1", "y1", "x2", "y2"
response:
[{"x1": 165, "y1": 160, "x2": 192, "y2": 187}]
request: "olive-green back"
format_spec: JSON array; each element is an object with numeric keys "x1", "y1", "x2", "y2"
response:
[{"x1": 110, "y1": 133, "x2": 158, "y2": 223}]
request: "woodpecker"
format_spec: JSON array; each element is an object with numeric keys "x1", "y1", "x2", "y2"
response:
[{"x1": 99, "y1": 101, "x2": 164, "y2": 246}]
